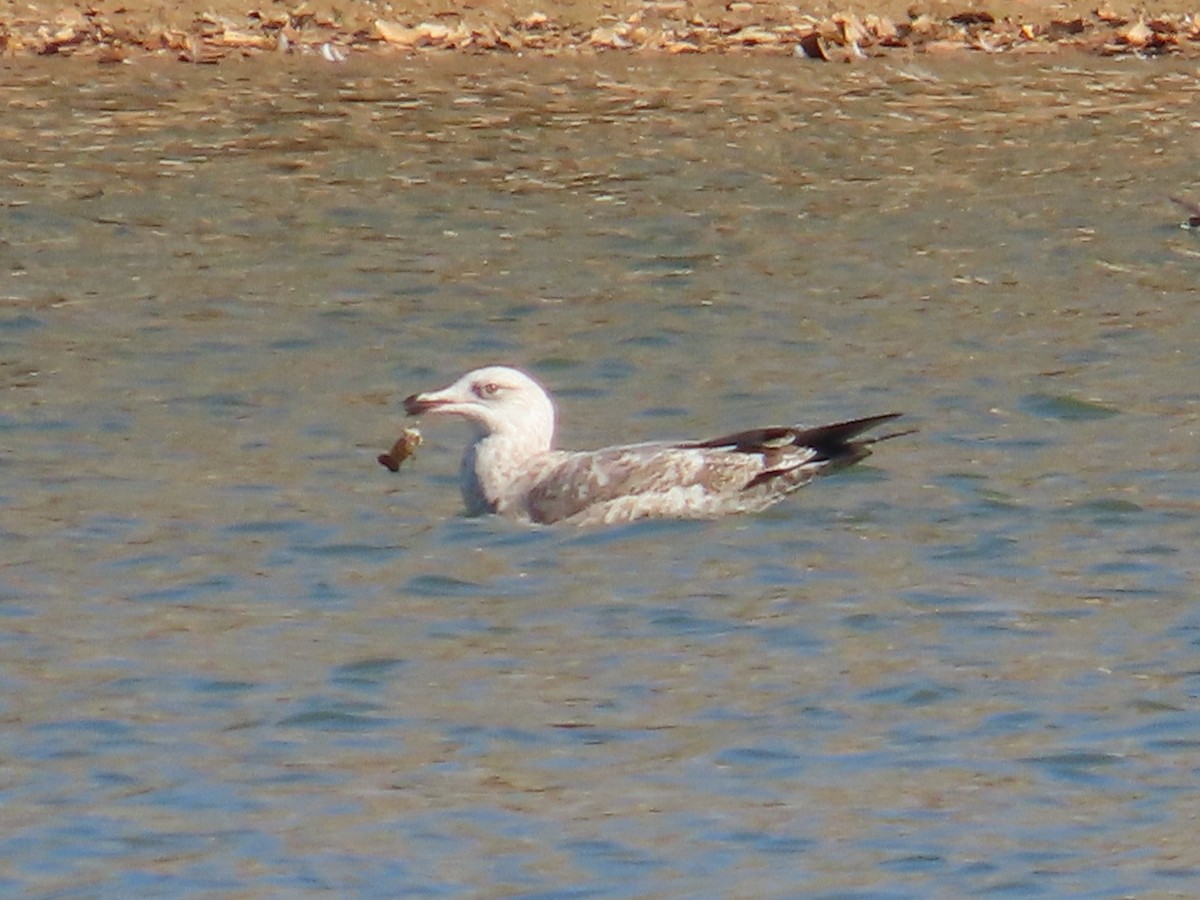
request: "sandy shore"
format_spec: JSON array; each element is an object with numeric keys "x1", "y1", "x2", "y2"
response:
[{"x1": 1, "y1": 0, "x2": 1198, "y2": 61}]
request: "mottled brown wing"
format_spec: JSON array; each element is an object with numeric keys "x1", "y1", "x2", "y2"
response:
[
  {"x1": 524, "y1": 444, "x2": 762, "y2": 525},
  {"x1": 524, "y1": 414, "x2": 909, "y2": 524}
]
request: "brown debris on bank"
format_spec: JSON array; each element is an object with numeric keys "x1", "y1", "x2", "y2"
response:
[{"x1": 1, "y1": 0, "x2": 1198, "y2": 62}]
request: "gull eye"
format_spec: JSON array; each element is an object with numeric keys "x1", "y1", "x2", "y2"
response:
[{"x1": 474, "y1": 382, "x2": 502, "y2": 399}]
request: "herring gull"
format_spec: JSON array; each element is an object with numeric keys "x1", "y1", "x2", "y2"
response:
[{"x1": 401, "y1": 365, "x2": 909, "y2": 527}]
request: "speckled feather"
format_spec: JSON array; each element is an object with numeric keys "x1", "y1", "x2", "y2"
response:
[{"x1": 402, "y1": 365, "x2": 906, "y2": 526}]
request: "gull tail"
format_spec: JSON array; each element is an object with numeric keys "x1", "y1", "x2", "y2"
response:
[
  {"x1": 687, "y1": 413, "x2": 914, "y2": 489},
  {"x1": 689, "y1": 412, "x2": 912, "y2": 457},
  {"x1": 776, "y1": 412, "x2": 915, "y2": 476},
  {"x1": 788, "y1": 412, "x2": 913, "y2": 456}
]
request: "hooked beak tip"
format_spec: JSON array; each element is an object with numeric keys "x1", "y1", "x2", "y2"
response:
[{"x1": 403, "y1": 393, "x2": 431, "y2": 416}]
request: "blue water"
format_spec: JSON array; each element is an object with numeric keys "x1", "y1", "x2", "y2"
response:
[{"x1": 2, "y1": 54, "x2": 1199, "y2": 897}]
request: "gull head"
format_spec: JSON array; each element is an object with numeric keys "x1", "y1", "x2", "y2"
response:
[{"x1": 404, "y1": 365, "x2": 557, "y2": 448}]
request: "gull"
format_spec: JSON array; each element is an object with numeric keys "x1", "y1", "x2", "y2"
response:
[{"x1": 402, "y1": 365, "x2": 908, "y2": 527}]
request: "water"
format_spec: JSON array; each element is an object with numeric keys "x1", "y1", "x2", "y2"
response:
[{"x1": 2, "y1": 52, "x2": 1199, "y2": 896}]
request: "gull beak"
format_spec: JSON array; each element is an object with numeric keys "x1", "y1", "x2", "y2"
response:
[
  {"x1": 404, "y1": 392, "x2": 441, "y2": 416},
  {"x1": 404, "y1": 384, "x2": 462, "y2": 416}
]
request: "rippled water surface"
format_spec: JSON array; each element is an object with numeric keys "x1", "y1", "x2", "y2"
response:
[{"x1": 3, "y1": 52, "x2": 1200, "y2": 896}]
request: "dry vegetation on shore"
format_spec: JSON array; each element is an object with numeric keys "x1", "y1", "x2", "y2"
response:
[{"x1": 2, "y1": 0, "x2": 1200, "y2": 62}]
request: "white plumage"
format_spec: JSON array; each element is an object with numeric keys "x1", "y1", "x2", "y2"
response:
[{"x1": 402, "y1": 365, "x2": 907, "y2": 527}]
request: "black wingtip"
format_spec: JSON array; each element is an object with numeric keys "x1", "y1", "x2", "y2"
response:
[
  {"x1": 691, "y1": 413, "x2": 905, "y2": 450},
  {"x1": 798, "y1": 412, "x2": 905, "y2": 445},
  {"x1": 786, "y1": 413, "x2": 911, "y2": 467}
]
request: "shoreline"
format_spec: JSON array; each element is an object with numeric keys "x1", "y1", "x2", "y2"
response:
[{"x1": 2, "y1": 1, "x2": 1199, "y2": 63}]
